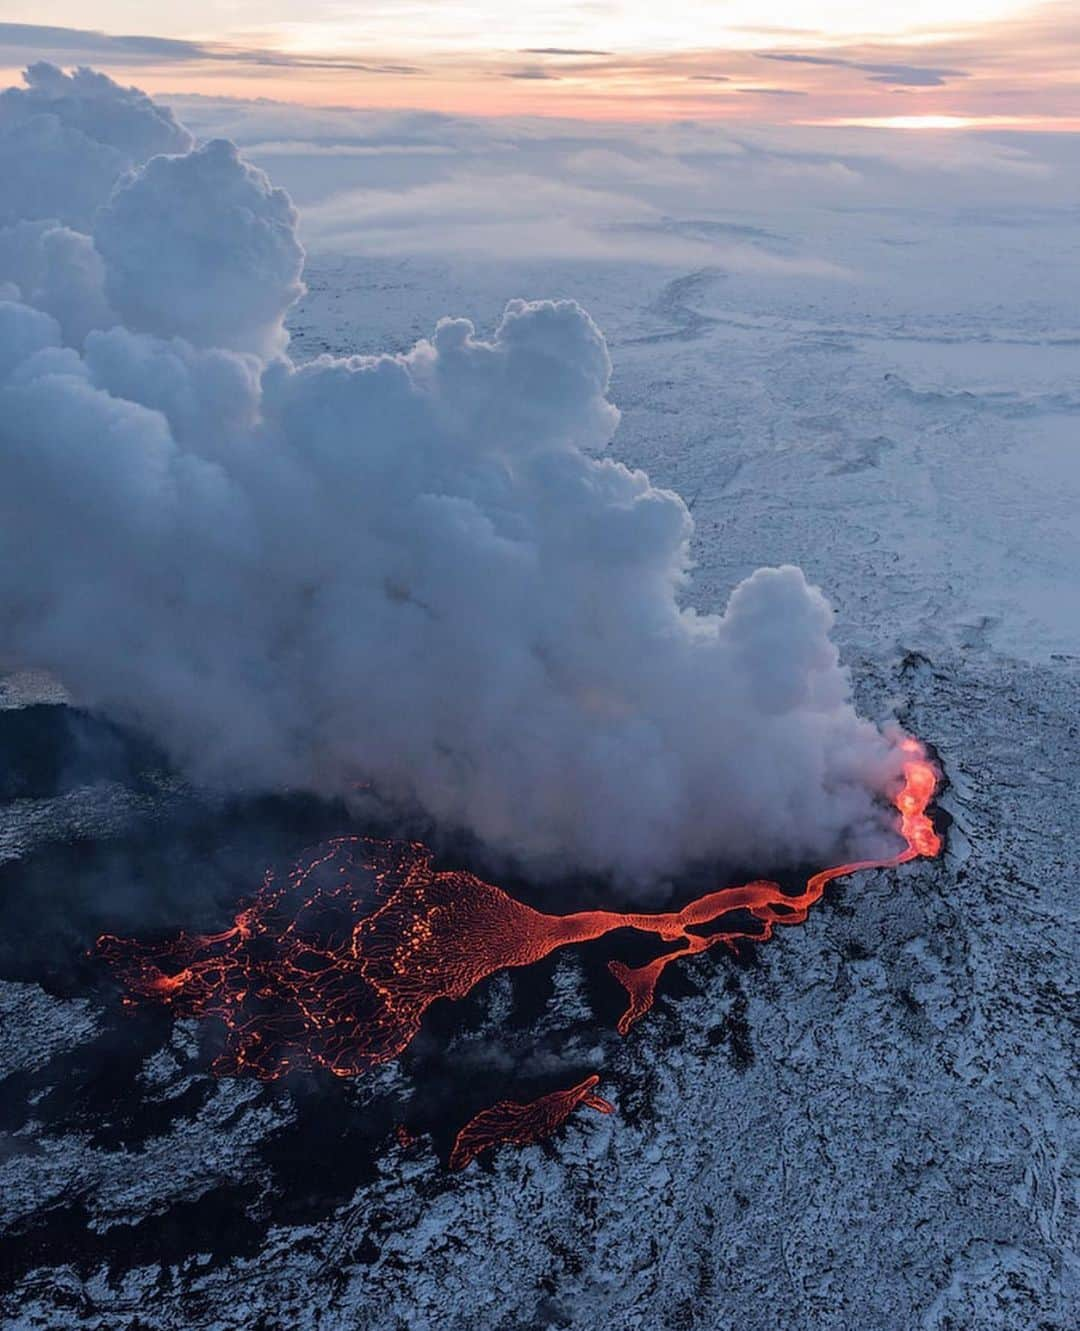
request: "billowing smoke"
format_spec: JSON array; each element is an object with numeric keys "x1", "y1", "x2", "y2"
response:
[{"x1": 0, "y1": 64, "x2": 907, "y2": 882}]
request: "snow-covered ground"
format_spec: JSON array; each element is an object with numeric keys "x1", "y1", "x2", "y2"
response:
[{"x1": 2, "y1": 123, "x2": 1078, "y2": 1327}]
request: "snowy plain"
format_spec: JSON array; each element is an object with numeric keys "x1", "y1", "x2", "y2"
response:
[{"x1": 1, "y1": 98, "x2": 1078, "y2": 1329}]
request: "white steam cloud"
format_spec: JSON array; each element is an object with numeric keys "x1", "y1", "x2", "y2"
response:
[{"x1": 0, "y1": 64, "x2": 907, "y2": 881}]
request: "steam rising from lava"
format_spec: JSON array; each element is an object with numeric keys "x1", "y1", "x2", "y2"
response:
[{"x1": 3, "y1": 63, "x2": 910, "y2": 880}]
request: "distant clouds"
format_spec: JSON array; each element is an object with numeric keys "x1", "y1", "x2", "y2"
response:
[
  {"x1": 759, "y1": 52, "x2": 969, "y2": 88},
  {"x1": 0, "y1": 23, "x2": 423, "y2": 75},
  {"x1": 171, "y1": 91, "x2": 1069, "y2": 256},
  {"x1": 0, "y1": 22, "x2": 200, "y2": 61},
  {"x1": 0, "y1": 8, "x2": 1078, "y2": 127},
  {"x1": 521, "y1": 48, "x2": 611, "y2": 57}
]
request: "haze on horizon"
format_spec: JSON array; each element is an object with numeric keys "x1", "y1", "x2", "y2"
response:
[{"x1": 1, "y1": 0, "x2": 1078, "y2": 126}]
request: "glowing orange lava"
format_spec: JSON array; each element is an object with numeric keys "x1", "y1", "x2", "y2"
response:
[
  {"x1": 97, "y1": 745, "x2": 941, "y2": 1086},
  {"x1": 449, "y1": 1075, "x2": 614, "y2": 1171}
]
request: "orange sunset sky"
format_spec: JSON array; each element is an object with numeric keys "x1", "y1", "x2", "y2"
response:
[{"x1": 0, "y1": 1, "x2": 1078, "y2": 126}]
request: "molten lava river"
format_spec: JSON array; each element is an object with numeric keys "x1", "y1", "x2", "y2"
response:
[{"x1": 97, "y1": 742, "x2": 941, "y2": 1169}]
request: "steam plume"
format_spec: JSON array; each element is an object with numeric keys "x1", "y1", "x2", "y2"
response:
[{"x1": 0, "y1": 64, "x2": 906, "y2": 881}]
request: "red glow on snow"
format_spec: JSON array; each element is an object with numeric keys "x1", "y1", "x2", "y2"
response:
[{"x1": 97, "y1": 745, "x2": 940, "y2": 1152}]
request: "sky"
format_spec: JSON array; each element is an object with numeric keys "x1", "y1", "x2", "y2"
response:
[{"x1": 1, "y1": 1, "x2": 1079, "y2": 126}]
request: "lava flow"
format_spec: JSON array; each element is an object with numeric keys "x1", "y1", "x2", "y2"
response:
[
  {"x1": 96, "y1": 742, "x2": 941, "y2": 1082},
  {"x1": 449, "y1": 1075, "x2": 614, "y2": 1171}
]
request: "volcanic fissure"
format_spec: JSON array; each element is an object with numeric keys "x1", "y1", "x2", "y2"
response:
[{"x1": 94, "y1": 740, "x2": 941, "y2": 1166}]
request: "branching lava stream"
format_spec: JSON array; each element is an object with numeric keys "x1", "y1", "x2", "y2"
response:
[
  {"x1": 449, "y1": 1076, "x2": 614, "y2": 1171},
  {"x1": 97, "y1": 741, "x2": 941, "y2": 1161}
]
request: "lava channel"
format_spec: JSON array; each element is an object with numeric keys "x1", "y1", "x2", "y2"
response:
[
  {"x1": 449, "y1": 1075, "x2": 614, "y2": 1171},
  {"x1": 96, "y1": 742, "x2": 941, "y2": 1082}
]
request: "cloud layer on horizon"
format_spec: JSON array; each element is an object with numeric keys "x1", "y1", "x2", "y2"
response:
[{"x1": 158, "y1": 90, "x2": 1074, "y2": 270}]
